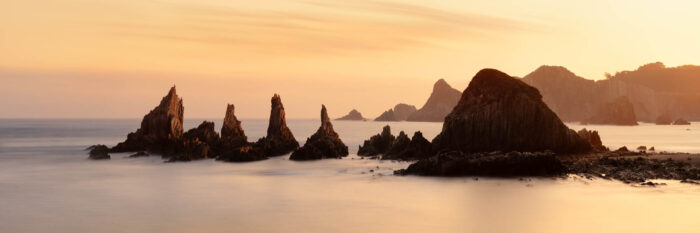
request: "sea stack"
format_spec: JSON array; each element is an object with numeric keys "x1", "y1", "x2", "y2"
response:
[
  {"x1": 407, "y1": 79, "x2": 461, "y2": 122},
  {"x1": 336, "y1": 109, "x2": 366, "y2": 121},
  {"x1": 375, "y1": 104, "x2": 417, "y2": 121},
  {"x1": 111, "y1": 86, "x2": 184, "y2": 154},
  {"x1": 432, "y1": 69, "x2": 591, "y2": 154},
  {"x1": 256, "y1": 94, "x2": 299, "y2": 156},
  {"x1": 357, "y1": 125, "x2": 395, "y2": 157},
  {"x1": 221, "y1": 104, "x2": 248, "y2": 148},
  {"x1": 382, "y1": 131, "x2": 435, "y2": 160},
  {"x1": 583, "y1": 96, "x2": 638, "y2": 126},
  {"x1": 290, "y1": 105, "x2": 348, "y2": 160}
]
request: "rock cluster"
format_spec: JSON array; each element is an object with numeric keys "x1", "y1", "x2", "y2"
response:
[
  {"x1": 407, "y1": 79, "x2": 462, "y2": 122},
  {"x1": 254, "y1": 94, "x2": 299, "y2": 156},
  {"x1": 375, "y1": 104, "x2": 417, "y2": 121},
  {"x1": 382, "y1": 131, "x2": 434, "y2": 160},
  {"x1": 566, "y1": 156, "x2": 700, "y2": 183},
  {"x1": 111, "y1": 86, "x2": 184, "y2": 154},
  {"x1": 577, "y1": 128, "x2": 608, "y2": 152},
  {"x1": 290, "y1": 105, "x2": 349, "y2": 160},
  {"x1": 336, "y1": 109, "x2": 366, "y2": 121},
  {"x1": 396, "y1": 151, "x2": 565, "y2": 177},
  {"x1": 357, "y1": 125, "x2": 396, "y2": 157},
  {"x1": 582, "y1": 96, "x2": 638, "y2": 125},
  {"x1": 432, "y1": 69, "x2": 591, "y2": 154}
]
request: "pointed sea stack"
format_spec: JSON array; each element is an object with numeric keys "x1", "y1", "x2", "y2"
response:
[
  {"x1": 221, "y1": 104, "x2": 248, "y2": 148},
  {"x1": 336, "y1": 109, "x2": 366, "y2": 121},
  {"x1": 111, "y1": 86, "x2": 184, "y2": 154},
  {"x1": 290, "y1": 105, "x2": 349, "y2": 160},
  {"x1": 583, "y1": 96, "x2": 638, "y2": 126},
  {"x1": 577, "y1": 128, "x2": 608, "y2": 152},
  {"x1": 407, "y1": 79, "x2": 461, "y2": 122},
  {"x1": 256, "y1": 94, "x2": 299, "y2": 156},
  {"x1": 432, "y1": 69, "x2": 591, "y2": 154}
]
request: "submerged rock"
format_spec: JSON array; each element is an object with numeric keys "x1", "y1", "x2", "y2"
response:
[
  {"x1": 432, "y1": 69, "x2": 591, "y2": 154},
  {"x1": 290, "y1": 105, "x2": 349, "y2": 160},
  {"x1": 383, "y1": 131, "x2": 435, "y2": 160},
  {"x1": 583, "y1": 96, "x2": 638, "y2": 126},
  {"x1": 87, "y1": 145, "x2": 110, "y2": 160},
  {"x1": 673, "y1": 118, "x2": 691, "y2": 125},
  {"x1": 407, "y1": 79, "x2": 462, "y2": 122},
  {"x1": 257, "y1": 94, "x2": 299, "y2": 156},
  {"x1": 357, "y1": 125, "x2": 395, "y2": 156},
  {"x1": 577, "y1": 128, "x2": 608, "y2": 152},
  {"x1": 396, "y1": 151, "x2": 565, "y2": 177},
  {"x1": 336, "y1": 109, "x2": 366, "y2": 121},
  {"x1": 111, "y1": 86, "x2": 184, "y2": 154}
]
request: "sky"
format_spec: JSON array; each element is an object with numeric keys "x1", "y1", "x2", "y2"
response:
[{"x1": 2, "y1": 0, "x2": 700, "y2": 119}]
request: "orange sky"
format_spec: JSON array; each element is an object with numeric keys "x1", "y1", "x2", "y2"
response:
[{"x1": 2, "y1": 0, "x2": 699, "y2": 118}]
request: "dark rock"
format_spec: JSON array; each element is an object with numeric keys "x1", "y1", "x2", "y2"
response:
[
  {"x1": 432, "y1": 69, "x2": 591, "y2": 154},
  {"x1": 183, "y1": 121, "x2": 220, "y2": 147},
  {"x1": 649, "y1": 147, "x2": 655, "y2": 151},
  {"x1": 616, "y1": 146, "x2": 630, "y2": 152},
  {"x1": 290, "y1": 105, "x2": 349, "y2": 161},
  {"x1": 166, "y1": 139, "x2": 211, "y2": 162},
  {"x1": 87, "y1": 145, "x2": 110, "y2": 160},
  {"x1": 357, "y1": 125, "x2": 395, "y2": 156},
  {"x1": 567, "y1": 156, "x2": 700, "y2": 183},
  {"x1": 582, "y1": 96, "x2": 638, "y2": 126},
  {"x1": 673, "y1": 118, "x2": 691, "y2": 125},
  {"x1": 375, "y1": 104, "x2": 417, "y2": 121},
  {"x1": 385, "y1": 131, "x2": 410, "y2": 155},
  {"x1": 383, "y1": 131, "x2": 435, "y2": 160},
  {"x1": 655, "y1": 113, "x2": 672, "y2": 125},
  {"x1": 336, "y1": 109, "x2": 366, "y2": 121},
  {"x1": 577, "y1": 128, "x2": 608, "y2": 152},
  {"x1": 395, "y1": 151, "x2": 566, "y2": 177},
  {"x1": 637, "y1": 146, "x2": 647, "y2": 152},
  {"x1": 111, "y1": 86, "x2": 184, "y2": 154},
  {"x1": 407, "y1": 79, "x2": 462, "y2": 122},
  {"x1": 128, "y1": 151, "x2": 149, "y2": 158},
  {"x1": 220, "y1": 104, "x2": 248, "y2": 149},
  {"x1": 217, "y1": 145, "x2": 267, "y2": 162},
  {"x1": 257, "y1": 94, "x2": 299, "y2": 156}
]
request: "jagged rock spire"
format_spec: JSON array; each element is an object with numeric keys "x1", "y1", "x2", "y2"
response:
[
  {"x1": 289, "y1": 105, "x2": 348, "y2": 160},
  {"x1": 221, "y1": 104, "x2": 247, "y2": 143}
]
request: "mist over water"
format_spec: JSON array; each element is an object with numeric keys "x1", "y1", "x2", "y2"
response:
[{"x1": 1, "y1": 119, "x2": 699, "y2": 233}]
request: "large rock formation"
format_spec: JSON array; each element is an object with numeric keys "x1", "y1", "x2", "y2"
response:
[
  {"x1": 256, "y1": 94, "x2": 299, "y2": 156},
  {"x1": 382, "y1": 131, "x2": 435, "y2": 160},
  {"x1": 582, "y1": 96, "x2": 638, "y2": 126},
  {"x1": 111, "y1": 86, "x2": 184, "y2": 154},
  {"x1": 375, "y1": 104, "x2": 417, "y2": 121},
  {"x1": 522, "y1": 66, "x2": 598, "y2": 122},
  {"x1": 396, "y1": 151, "x2": 565, "y2": 177},
  {"x1": 336, "y1": 109, "x2": 366, "y2": 121},
  {"x1": 407, "y1": 79, "x2": 462, "y2": 122},
  {"x1": 357, "y1": 125, "x2": 395, "y2": 156},
  {"x1": 432, "y1": 69, "x2": 591, "y2": 154},
  {"x1": 290, "y1": 105, "x2": 348, "y2": 160}
]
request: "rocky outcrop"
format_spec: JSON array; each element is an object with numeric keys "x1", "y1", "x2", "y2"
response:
[
  {"x1": 111, "y1": 86, "x2": 184, "y2": 154},
  {"x1": 220, "y1": 104, "x2": 248, "y2": 148},
  {"x1": 383, "y1": 131, "x2": 435, "y2": 160},
  {"x1": 87, "y1": 145, "x2": 110, "y2": 160},
  {"x1": 218, "y1": 145, "x2": 266, "y2": 162},
  {"x1": 336, "y1": 109, "x2": 365, "y2": 121},
  {"x1": 407, "y1": 79, "x2": 462, "y2": 122},
  {"x1": 290, "y1": 105, "x2": 349, "y2": 160},
  {"x1": 577, "y1": 128, "x2": 608, "y2": 152},
  {"x1": 357, "y1": 125, "x2": 395, "y2": 156},
  {"x1": 256, "y1": 94, "x2": 299, "y2": 156},
  {"x1": 655, "y1": 113, "x2": 672, "y2": 125},
  {"x1": 396, "y1": 151, "x2": 565, "y2": 177},
  {"x1": 183, "y1": 121, "x2": 220, "y2": 146},
  {"x1": 582, "y1": 96, "x2": 638, "y2": 125},
  {"x1": 432, "y1": 69, "x2": 591, "y2": 154},
  {"x1": 673, "y1": 118, "x2": 691, "y2": 125},
  {"x1": 375, "y1": 104, "x2": 417, "y2": 121},
  {"x1": 522, "y1": 66, "x2": 599, "y2": 122}
]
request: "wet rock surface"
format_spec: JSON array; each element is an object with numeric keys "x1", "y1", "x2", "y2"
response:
[
  {"x1": 583, "y1": 96, "x2": 638, "y2": 126},
  {"x1": 290, "y1": 105, "x2": 349, "y2": 161},
  {"x1": 257, "y1": 94, "x2": 299, "y2": 156},
  {"x1": 111, "y1": 86, "x2": 184, "y2": 153},
  {"x1": 395, "y1": 151, "x2": 566, "y2": 177},
  {"x1": 87, "y1": 145, "x2": 110, "y2": 160},
  {"x1": 407, "y1": 79, "x2": 462, "y2": 122},
  {"x1": 336, "y1": 109, "x2": 365, "y2": 121},
  {"x1": 357, "y1": 125, "x2": 395, "y2": 157},
  {"x1": 432, "y1": 69, "x2": 591, "y2": 154}
]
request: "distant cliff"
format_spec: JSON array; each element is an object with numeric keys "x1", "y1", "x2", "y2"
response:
[
  {"x1": 406, "y1": 79, "x2": 462, "y2": 122},
  {"x1": 522, "y1": 63, "x2": 700, "y2": 122}
]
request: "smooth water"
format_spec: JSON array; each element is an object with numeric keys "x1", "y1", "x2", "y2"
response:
[{"x1": 1, "y1": 119, "x2": 699, "y2": 233}]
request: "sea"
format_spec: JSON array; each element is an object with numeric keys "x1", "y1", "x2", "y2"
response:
[{"x1": 0, "y1": 119, "x2": 699, "y2": 233}]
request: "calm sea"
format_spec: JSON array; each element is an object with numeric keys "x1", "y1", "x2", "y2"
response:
[{"x1": 0, "y1": 119, "x2": 699, "y2": 233}]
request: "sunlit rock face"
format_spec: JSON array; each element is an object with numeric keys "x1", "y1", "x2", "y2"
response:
[
  {"x1": 256, "y1": 94, "x2": 299, "y2": 156},
  {"x1": 432, "y1": 69, "x2": 591, "y2": 154},
  {"x1": 290, "y1": 105, "x2": 348, "y2": 161}
]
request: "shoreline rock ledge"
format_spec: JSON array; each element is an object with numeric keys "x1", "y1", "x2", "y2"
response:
[
  {"x1": 111, "y1": 86, "x2": 184, "y2": 155},
  {"x1": 255, "y1": 94, "x2": 299, "y2": 156},
  {"x1": 290, "y1": 105, "x2": 349, "y2": 160}
]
